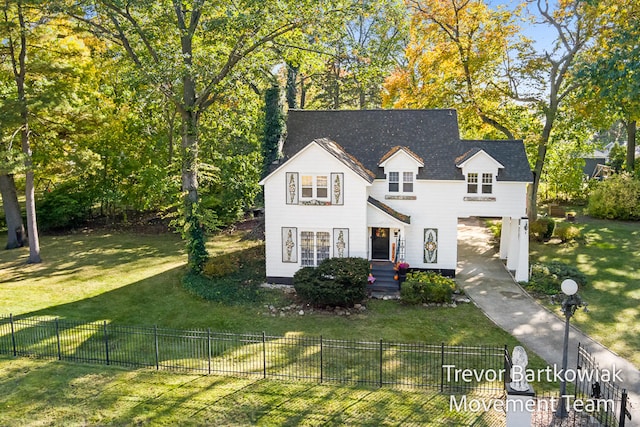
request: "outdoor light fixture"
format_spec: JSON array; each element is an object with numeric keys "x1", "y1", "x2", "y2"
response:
[{"x1": 556, "y1": 278, "x2": 585, "y2": 419}]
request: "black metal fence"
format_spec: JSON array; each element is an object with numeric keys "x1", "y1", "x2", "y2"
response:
[
  {"x1": 574, "y1": 343, "x2": 630, "y2": 427},
  {"x1": 0, "y1": 314, "x2": 506, "y2": 395},
  {"x1": 526, "y1": 343, "x2": 630, "y2": 427}
]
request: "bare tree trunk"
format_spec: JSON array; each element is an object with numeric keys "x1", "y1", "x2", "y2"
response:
[
  {"x1": 625, "y1": 120, "x2": 637, "y2": 172},
  {"x1": 0, "y1": 174, "x2": 25, "y2": 249}
]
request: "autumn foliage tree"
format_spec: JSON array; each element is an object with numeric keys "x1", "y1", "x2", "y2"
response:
[{"x1": 383, "y1": 0, "x2": 524, "y2": 139}]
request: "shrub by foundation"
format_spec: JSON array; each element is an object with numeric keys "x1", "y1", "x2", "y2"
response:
[
  {"x1": 293, "y1": 257, "x2": 369, "y2": 307},
  {"x1": 400, "y1": 271, "x2": 456, "y2": 304}
]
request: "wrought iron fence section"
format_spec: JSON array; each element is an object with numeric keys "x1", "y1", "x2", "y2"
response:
[
  {"x1": 0, "y1": 314, "x2": 505, "y2": 394},
  {"x1": 574, "y1": 343, "x2": 628, "y2": 427}
]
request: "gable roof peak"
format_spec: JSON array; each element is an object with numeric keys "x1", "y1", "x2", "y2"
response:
[
  {"x1": 379, "y1": 146, "x2": 424, "y2": 166},
  {"x1": 455, "y1": 147, "x2": 505, "y2": 169}
]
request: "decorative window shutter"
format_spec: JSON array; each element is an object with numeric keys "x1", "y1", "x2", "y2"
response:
[
  {"x1": 423, "y1": 228, "x2": 438, "y2": 263},
  {"x1": 286, "y1": 172, "x2": 299, "y2": 204},
  {"x1": 282, "y1": 227, "x2": 298, "y2": 263},
  {"x1": 331, "y1": 173, "x2": 344, "y2": 205},
  {"x1": 333, "y1": 228, "x2": 349, "y2": 258}
]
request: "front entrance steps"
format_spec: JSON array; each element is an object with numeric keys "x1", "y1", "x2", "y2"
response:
[{"x1": 368, "y1": 261, "x2": 400, "y2": 299}]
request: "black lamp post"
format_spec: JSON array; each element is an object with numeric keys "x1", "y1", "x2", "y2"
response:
[{"x1": 555, "y1": 278, "x2": 585, "y2": 419}]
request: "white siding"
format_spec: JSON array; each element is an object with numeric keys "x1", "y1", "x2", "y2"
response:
[
  {"x1": 264, "y1": 143, "x2": 529, "y2": 279},
  {"x1": 263, "y1": 144, "x2": 370, "y2": 280}
]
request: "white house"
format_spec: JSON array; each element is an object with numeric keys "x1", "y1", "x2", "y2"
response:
[{"x1": 260, "y1": 109, "x2": 532, "y2": 286}]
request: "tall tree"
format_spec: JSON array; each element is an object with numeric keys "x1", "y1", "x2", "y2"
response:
[
  {"x1": 2, "y1": 0, "x2": 41, "y2": 262},
  {"x1": 262, "y1": 85, "x2": 285, "y2": 178},
  {"x1": 285, "y1": 0, "x2": 406, "y2": 110},
  {"x1": 576, "y1": 1, "x2": 639, "y2": 172},
  {"x1": 514, "y1": 0, "x2": 594, "y2": 220},
  {"x1": 68, "y1": 0, "x2": 352, "y2": 272},
  {"x1": 384, "y1": 0, "x2": 523, "y2": 139}
]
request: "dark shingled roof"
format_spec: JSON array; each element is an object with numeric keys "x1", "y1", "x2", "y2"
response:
[
  {"x1": 313, "y1": 138, "x2": 375, "y2": 182},
  {"x1": 280, "y1": 110, "x2": 532, "y2": 182},
  {"x1": 368, "y1": 197, "x2": 411, "y2": 224}
]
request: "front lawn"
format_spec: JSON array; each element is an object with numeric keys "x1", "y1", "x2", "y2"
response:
[
  {"x1": 0, "y1": 356, "x2": 504, "y2": 426},
  {"x1": 529, "y1": 216, "x2": 640, "y2": 368},
  {"x1": 0, "y1": 229, "x2": 536, "y2": 346}
]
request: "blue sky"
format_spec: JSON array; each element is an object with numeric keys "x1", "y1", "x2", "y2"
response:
[{"x1": 486, "y1": 0, "x2": 558, "y2": 53}]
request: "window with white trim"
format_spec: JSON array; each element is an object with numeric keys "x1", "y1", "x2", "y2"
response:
[
  {"x1": 467, "y1": 173, "x2": 478, "y2": 193},
  {"x1": 482, "y1": 173, "x2": 493, "y2": 194},
  {"x1": 403, "y1": 172, "x2": 414, "y2": 192},
  {"x1": 301, "y1": 175, "x2": 329, "y2": 200},
  {"x1": 300, "y1": 231, "x2": 331, "y2": 267},
  {"x1": 389, "y1": 171, "x2": 414, "y2": 193},
  {"x1": 388, "y1": 172, "x2": 399, "y2": 192}
]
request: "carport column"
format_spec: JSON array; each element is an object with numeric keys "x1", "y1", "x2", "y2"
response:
[
  {"x1": 515, "y1": 218, "x2": 529, "y2": 282},
  {"x1": 506, "y1": 218, "x2": 519, "y2": 271},
  {"x1": 499, "y1": 216, "x2": 511, "y2": 259}
]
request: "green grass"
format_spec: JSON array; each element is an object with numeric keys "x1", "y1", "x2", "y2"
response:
[
  {"x1": 529, "y1": 216, "x2": 640, "y2": 368},
  {"x1": 0, "y1": 356, "x2": 505, "y2": 426},
  {"x1": 0, "y1": 230, "x2": 537, "y2": 347},
  {"x1": 0, "y1": 228, "x2": 560, "y2": 425}
]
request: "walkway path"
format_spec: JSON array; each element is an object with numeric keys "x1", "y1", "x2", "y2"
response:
[{"x1": 456, "y1": 218, "x2": 639, "y2": 423}]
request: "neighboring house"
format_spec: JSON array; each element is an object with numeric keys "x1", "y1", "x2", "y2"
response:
[{"x1": 260, "y1": 109, "x2": 533, "y2": 285}]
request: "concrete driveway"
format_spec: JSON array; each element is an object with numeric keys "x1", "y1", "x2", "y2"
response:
[{"x1": 456, "y1": 217, "x2": 639, "y2": 423}]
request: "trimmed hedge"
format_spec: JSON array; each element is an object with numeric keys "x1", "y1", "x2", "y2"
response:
[
  {"x1": 400, "y1": 271, "x2": 456, "y2": 304},
  {"x1": 293, "y1": 257, "x2": 369, "y2": 307}
]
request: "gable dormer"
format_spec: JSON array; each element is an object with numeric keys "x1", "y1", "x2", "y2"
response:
[
  {"x1": 456, "y1": 148, "x2": 504, "y2": 195},
  {"x1": 379, "y1": 146, "x2": 423, "y2": 194}
]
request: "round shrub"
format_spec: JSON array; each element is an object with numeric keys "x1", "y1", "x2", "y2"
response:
[
  {"x1": 524, "y1": 261, "x2": 587, "y2": 296},
  {"x1": 553, "y1": 223, "x2": 581, "y2": 243},
  {"x1": 293, "y1": 257, "x2": 369, "y2": 307},
  {"x1": 530, "y1": 217, "x2": 555, "y2": 242},
  {"x1": 400, "y1": 271, "x2": 456, "y2": 304}
]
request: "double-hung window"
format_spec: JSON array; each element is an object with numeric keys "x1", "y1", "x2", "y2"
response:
[
  {"x1": 482, "y1": 173, "x2": 493, "y2": 194},
  {"x1": 389, "y1": 172, "x2": 414, "y2": 193},
  {"x1": 403, "y1": 172, "x2": 414, "y2": 192},
  {"x1": 300, "y1": 231, "x2": 331, "y2": 267},
  {"x1": 388, "y1": 172, "x2": 400, "y2": 192},
  {"x1": 301, "y1": 175, "x2": 329, "y2": 200},
  {"x1": 467, "y1": 173, "x2": 478, "y2": 193}
]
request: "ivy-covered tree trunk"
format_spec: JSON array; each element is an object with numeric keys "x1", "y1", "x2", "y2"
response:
[
  {"x1": 262, "y1": 85, "x2": 285, "y2": 178},
  {"x1": 0, "y1": 174, "x2": 25, "y2": 249},
  {"x1": 286, "y1": 63, "x2": 298, "y2": 109},
  {"x1": 180, "y1": 104, "x2": 207, "y2": 273}
]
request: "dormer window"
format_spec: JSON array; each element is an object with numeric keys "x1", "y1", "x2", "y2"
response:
[
  {"x1": 467, "y1": 172, "x2": 493, "y2": 194},
  {"x1": 389, "y1": 171, "x2": 414, "y2": 193},
  {"x1": 467, "y1": 173, "x2": 478, "y2": 193},
  {"x1": 389, "y1": 172, "x2": 399, "y2": 192},
  {"x1": 403, "y1": 172, "x2": 414, "y2": 192},
  {"x1": 482, "y1": 173, "x2": 493, "y2": 194}
]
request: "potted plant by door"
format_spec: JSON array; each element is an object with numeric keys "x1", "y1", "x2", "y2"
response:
[{"x1": 395, "y1": 262, "x2": 410, "y2": 286}]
